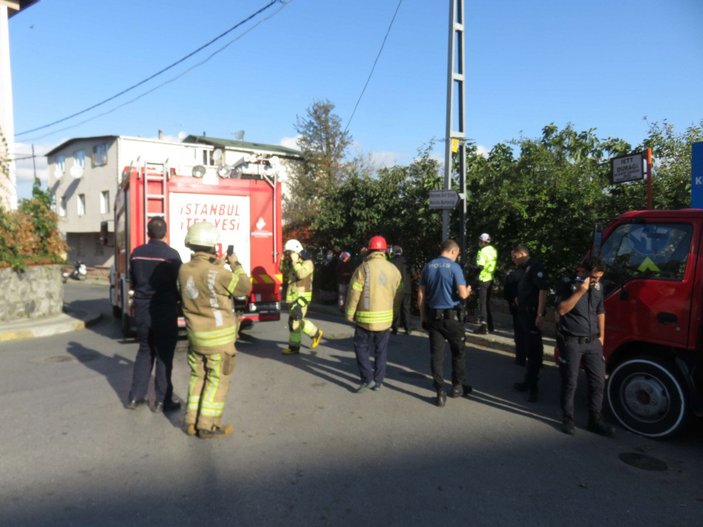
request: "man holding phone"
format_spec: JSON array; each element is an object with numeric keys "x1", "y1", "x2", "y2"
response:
[{"x1": 555, "y1": 257, "x2": 614, "y2": 437}]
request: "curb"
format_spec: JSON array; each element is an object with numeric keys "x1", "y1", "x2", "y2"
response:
[{"x1": 0, "y1": 308, "x2": 102, "y2": 343}]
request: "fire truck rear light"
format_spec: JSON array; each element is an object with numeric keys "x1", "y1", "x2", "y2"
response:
[
  {"x1": 192, "y1": 165, "x2": 206, "y2": 178},
  {"x1": 249, "y1": 303, "x2": 257, "y2": 312}
]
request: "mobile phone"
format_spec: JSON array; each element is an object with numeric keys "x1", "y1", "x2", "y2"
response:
[{"x1": 226, "y1": 245, "x2": 234, "y2": 257}]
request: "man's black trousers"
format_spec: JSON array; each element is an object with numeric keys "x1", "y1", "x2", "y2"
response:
[
  {"x1": 427, "y1": 318, "x2": 466, "y2": 391},
  {"x1": 559, "y1": 337, "x2": 605, "y2": 420}
]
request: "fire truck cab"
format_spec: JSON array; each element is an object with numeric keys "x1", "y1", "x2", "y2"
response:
[
  {"x1": 108, "y1": 159, "x2": 282, "y2": 336},
  {"x1": 597, "y1": 209, "x2": 703, "y2": 438}
]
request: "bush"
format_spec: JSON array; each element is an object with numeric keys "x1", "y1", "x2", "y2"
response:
[{"x1": 0, "y1": 178, "x2": 66, "y2": 270}]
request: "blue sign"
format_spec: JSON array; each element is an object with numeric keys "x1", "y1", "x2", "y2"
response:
[{"x1": 692, "y1": 142, "x2": 703, "y2": 208}]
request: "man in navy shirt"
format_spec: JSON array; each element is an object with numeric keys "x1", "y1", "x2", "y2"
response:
[
  {"x1": 555, "y1": 257, "x2": 614, "y2": 437},
  {"x1": 418, "y1": 240, "x2": 472, "y2": 407},
  {"x1": 126, "y1": 216, "x2": 182, "y2": 413}
]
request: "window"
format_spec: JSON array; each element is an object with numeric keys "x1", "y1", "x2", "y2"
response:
[
  {"x1": 71, "y1": 150, "x2": 85, "y2": 178},
  {"x1": 600, "y1": 223, "x2": 692, "y2": 282},
  {"x1": 58, "y1": 196, "x2": 67, "y2": 217},
  {"x1": 100, "y1": 190, "x2": 110, "y2": 214},
  {"x1": 54, "y1": 155, "x2": 65, "y2": 178},
  {"x1": 77, "y1": 194, "x2": 86, "y2": 216},
  {"x1": 92, "y1": 144, "x2": 108, "y2": 166}
]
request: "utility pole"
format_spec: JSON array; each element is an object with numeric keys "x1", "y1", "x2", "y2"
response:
[{"x1": 443, "y1": 0, "x2": 467, "y2": 256}]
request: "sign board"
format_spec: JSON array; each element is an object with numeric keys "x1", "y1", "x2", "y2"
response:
[
  {"x1": 429, "y1": 190, "x2": 459, "y2": 210},
  {"x1": 691, "y1": 142, "x2": 703, "y2": 208},
  {"x1": 169, "y1": 193, "x2": 251, "y2": 272},
  {"x1": 611, "y1": 152, "x2": 645, "y2": 184}
]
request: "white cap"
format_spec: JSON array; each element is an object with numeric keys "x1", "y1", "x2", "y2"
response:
[{"x1": 479, "y1": 233, "x2": 491, "y2": 242}]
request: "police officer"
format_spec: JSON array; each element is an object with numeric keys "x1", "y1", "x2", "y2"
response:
[
  {"x1": 178, "y1": 222, "x2": 251, "y2": 439},
  {"x1": 503, "y1": 249, "x2": 526, "y2": 365},
  {"x1": 473, "y1": 233, "x2": 498, "y2": 334},
  {"x1": 555, "y1": 257, "x2": 614, "y2": 437},
  {"x1": 281, "y1": 239, "x2": 323, "y2": 354},
  {"x1": 418, "y1": 239, "x2": 472, "y2": 407},
  {"x1": 390, "y1": 245, "x2": 415, "y2": 335},
  {"x1": 345, "y1": 236, "x2": 402, "y2": 392},
  {"x1": 512, "y1": 243, "x2": 549, "y2": 402},
  {"x1": 126, "y1": 216, "x2": 182, "y2": 413}
]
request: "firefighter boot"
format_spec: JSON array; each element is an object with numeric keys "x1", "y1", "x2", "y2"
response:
[
  {"x1": 311, "y1": 330, "x2": 324, "y2": 349},
  {"x1": 282, "y1": 345, "x2": 300, "y2": 355},
  {"x1": 184, "y1": 423, "x2": 197, "y2": 436},
  {"x1": 198, "y1": 424, "x2": 234, "y2": 440}
]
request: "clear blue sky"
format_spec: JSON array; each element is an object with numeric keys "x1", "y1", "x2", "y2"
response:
[{"x1": 9, "y1": 0, "x2": 703, "y2": 199}]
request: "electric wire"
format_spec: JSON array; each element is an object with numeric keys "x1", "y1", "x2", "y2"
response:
[
  {"x1": 344, "y1": 0, "x2": 403, "y2": 134},
  {"x1": 21, "y1": 0, "x2": 290, "y2": 143},
  {"x1": 16, "y1": 0, "x2": 283, "y2": 137}
]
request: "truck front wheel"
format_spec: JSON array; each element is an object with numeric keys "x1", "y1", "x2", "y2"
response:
[{"x1": 607, "y1": 358, "x2": 687, "y2": 439}]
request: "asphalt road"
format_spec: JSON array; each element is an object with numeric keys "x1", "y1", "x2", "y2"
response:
[{"x1": 0, "y1": 282, "x2": 702, "y2": 526}]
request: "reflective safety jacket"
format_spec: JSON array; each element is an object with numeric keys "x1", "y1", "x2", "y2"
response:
[
  {"x1": 345, "y1": 252, "x2": 402, "y2": 331},
  {"x1": 282, "y1": 255, "x2": 314, "y2": 303},
  {"x1": 178, "y1": 252, "x2": 252, "y2": 354},
  {"x1": 477, "y1": 244, "x2": 498, "y2": 283}
]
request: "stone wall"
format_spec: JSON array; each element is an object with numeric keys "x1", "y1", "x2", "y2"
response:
[{"x1": 0, "y1": 265, "x2": 64, "y2": 322}]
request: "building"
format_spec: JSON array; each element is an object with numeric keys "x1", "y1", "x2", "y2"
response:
[{"x1": 45, "y1": 134, "x2": 301, "y2": 268}]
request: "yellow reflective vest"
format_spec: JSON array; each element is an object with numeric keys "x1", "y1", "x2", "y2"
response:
[
  {"x1": 477, "y1": 244, "x2": 497, "y2": 283},
  {"x1": 345, "y1": 252, "x2": 402, "y2": 331},
  {"x1": 178, "y1": 252, "x2": 252, "y2": 354}
]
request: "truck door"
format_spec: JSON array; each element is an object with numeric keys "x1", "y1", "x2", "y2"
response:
[{"x1": 599, "y1": 221, "x2": 694, "y2": 351}]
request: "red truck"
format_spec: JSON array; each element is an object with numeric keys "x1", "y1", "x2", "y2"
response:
[
  {"x1": 596, "y1": 209, "x2": 703, "y2": 438},
  {"x1": 107, "y1": 161, "x2": 283, "y2": 336}
]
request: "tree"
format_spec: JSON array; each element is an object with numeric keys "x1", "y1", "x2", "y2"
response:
[{"x1": 285, "y1": 100, "x2": 353, "y2": 225}]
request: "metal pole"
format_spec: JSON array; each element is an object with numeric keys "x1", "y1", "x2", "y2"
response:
[
  {"x1": 442, "y1": 0, "x2": 456, "y2": 242},
  {"x1": 646, "y1": 147, "x2": 653, "y2": 209}
]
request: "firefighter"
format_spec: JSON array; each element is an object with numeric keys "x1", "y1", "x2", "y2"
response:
[
  {"x1": 126, "y1": 216, "x2": 182, "y2": 412},
  {"x1": 281, "y1": 239, "x2": 323, "y2": 354},
  {"x1": 345, "y1": 235, "x2": 402, "y2": 391},
  {"x1": 178, "y1": 221, "x2": 251, "y2": 439}
]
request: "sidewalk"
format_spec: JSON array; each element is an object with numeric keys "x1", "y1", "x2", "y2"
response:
[{"x1": 0, "y1": 304, "x2": 102, "y2": 343}]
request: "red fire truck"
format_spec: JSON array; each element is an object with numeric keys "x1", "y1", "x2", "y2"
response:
[
  {"x1": 596, "y1": 209, "x2": 703, "y2": 438},
  {"x1": 107, "y1": 161, "x2": 283, "y2": 336}
]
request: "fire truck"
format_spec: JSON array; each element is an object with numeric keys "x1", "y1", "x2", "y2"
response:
[
  {"x1": 106, "y1": 160, "x2": 283, "y2": 336},
  {"x1": 595, "y1": 209, "x2": 703, "y2": 438}
]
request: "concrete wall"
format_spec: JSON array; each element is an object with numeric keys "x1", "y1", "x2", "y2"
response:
[{"x1": 0, "y1": 265, "x2": 63, "y2": 322}]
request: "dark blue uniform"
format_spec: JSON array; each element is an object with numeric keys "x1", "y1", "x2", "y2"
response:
[
  {"x1": 555, "y1": 276, "x2": 605, "y2": 422},
  {"x1": 128, "y1": 239, "x2": 182, "y2": 406},
  {"x1": 515, "y1": 258, "x2": 549, "y2": 391},
  {"x1": 419, "y1": 256, "x2": 467, "y2": 393}
]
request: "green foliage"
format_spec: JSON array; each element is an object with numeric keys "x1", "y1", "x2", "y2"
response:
[
  {"x1": 285, "y1": 100, "x2": 353, "y2": 225},
  {"x1": 0, "y1": 178, "x2": 66, "y2": 270}
]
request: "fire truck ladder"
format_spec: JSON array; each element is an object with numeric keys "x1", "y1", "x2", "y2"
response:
[{"x1": 142, "y1": 162, "x2": 169, "y2": 241}]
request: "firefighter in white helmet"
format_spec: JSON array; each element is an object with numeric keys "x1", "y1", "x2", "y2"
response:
[
  {"x1": 281, "y1": 239, "x2": 323, "y2": 354},
  {"x1": 178, "y1": 221, "x2": 251, "y2": 439}
]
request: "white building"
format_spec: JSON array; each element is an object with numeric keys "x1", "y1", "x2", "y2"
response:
[{"x1": 46, "y1": 134, "x2": 301, "y2": 268}]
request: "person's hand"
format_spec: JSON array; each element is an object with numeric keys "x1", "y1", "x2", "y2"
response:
[
  {"x1": 226, "y1": 252, "x2": 239, "y2": 267},
  {"x1": 535, "y1": 314, "x2": 544, "y2": 329},
  {"x1": 289, "y1": 252, "x2": 300, "y2": 264}
]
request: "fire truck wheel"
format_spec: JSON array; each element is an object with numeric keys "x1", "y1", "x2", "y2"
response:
[{"x1": 607, "y1": 358, "x2": 688, "y2": 439}]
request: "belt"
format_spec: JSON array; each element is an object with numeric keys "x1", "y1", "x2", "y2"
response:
[
  {"x1": 429, "y1": 308, "x2": 459, "y2": 321},
  {"x1": 563, "y1": 334, "x2": 600, "y2": 344}
]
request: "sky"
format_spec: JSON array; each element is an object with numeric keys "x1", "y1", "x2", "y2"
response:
[{"x1": 7, "y1": 0, "x2": 703, "y2": 200}]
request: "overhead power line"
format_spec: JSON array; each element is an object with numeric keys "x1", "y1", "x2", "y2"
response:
[
  {"x1": 344, "y1": 0, "x2": 403, "y2": 134},
  {"x1": 22, "y1": 0, "x2": 290, "y2": 143},
  {"x1": 17, "y1": 0, "x2": 284, "y2": 137}
]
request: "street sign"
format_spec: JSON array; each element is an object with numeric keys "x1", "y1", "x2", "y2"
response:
[
  {"x1": 691, "y1": 142, "x2": 703, "y2": 208},
  {"x1": 611, "y1": 152, "x2": 645, "y2": 184},
  {"x1": 429, "y1": 189, "x2": 459, "y2": 210}
]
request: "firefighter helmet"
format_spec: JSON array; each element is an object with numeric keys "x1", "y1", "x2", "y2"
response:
[
  {"x1": 284, "y1": 239, "x2": 304, "y2": 253},
  {"x1": 185, "y1": 221, "x2": 218, "y2": 249},
  {"x1": 368, "y1": 235, "x2": 387, "y2": 251}
]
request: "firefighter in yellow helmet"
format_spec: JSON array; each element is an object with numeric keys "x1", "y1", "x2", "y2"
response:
[
  {"x1": 281, "y1": 239, "x2": 323, "y2": 354},
  {"x1": 178, "y1": 221, "x2": 251, "y2": 439}
]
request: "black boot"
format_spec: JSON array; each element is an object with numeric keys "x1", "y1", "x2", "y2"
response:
[
  {"x1": 587, "y1": 415, "x2": 615, "y2": 437},
  {"x1": 473, "y1": 324, "x2": 488, "y2": 335}
]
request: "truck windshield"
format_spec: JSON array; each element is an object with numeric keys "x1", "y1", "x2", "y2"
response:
[{"x1": 599, "y1": 222, "x2": 692, "y2": 282}]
